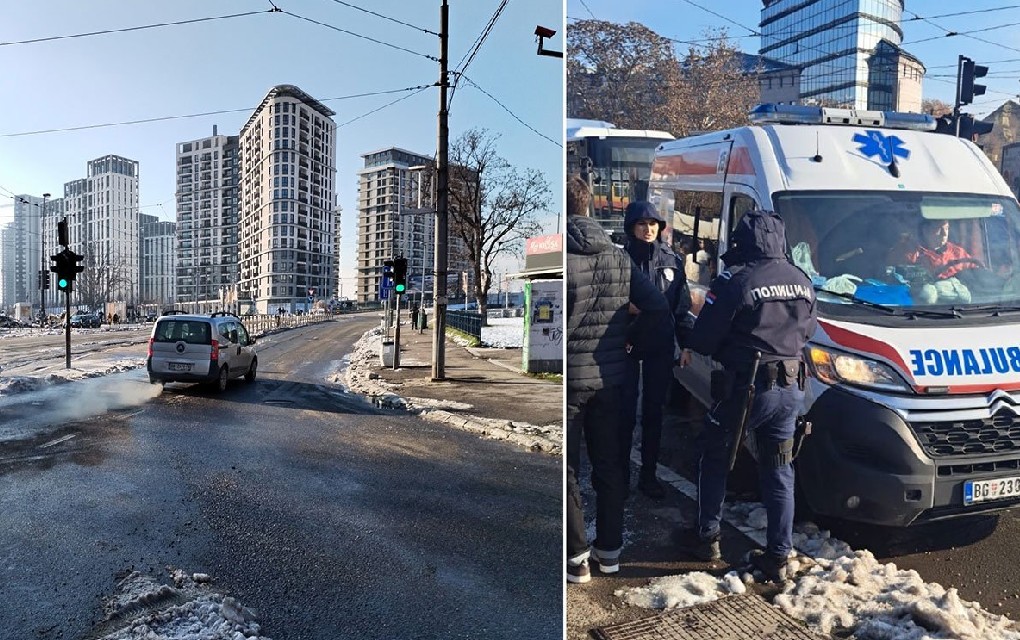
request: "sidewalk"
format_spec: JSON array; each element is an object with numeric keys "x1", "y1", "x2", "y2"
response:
[{"x1": 341, "y1": 322, "x2": 563, "y2": 456}]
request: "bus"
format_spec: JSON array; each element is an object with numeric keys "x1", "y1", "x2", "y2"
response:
[{"x1": 566, "y1": 118, "x2": 674, "y2": 239}]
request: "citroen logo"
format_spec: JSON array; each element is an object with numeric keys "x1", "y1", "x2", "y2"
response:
[{"x1": 988, "y1": 389, "x2": 1019, "y2": 417}]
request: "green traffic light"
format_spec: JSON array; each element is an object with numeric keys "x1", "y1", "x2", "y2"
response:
[
  {"x1": 58, "y1": 278, "x2": 68, "y2": 288},
  {"x1": 395, "y1": 284, "x2": 406, "y2": 293}
]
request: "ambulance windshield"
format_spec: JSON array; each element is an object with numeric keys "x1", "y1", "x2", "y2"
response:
[{"x1": 775, "y1": 191, "x2": 1020, "y2": 312}]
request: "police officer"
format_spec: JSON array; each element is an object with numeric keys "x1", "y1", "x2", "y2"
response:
[
  {"x1": 678, "y1": 209, "x2": 817, "y2": 582},
  {"x1": 620, "y1": 201, "x2": 693, "y2": 499}
]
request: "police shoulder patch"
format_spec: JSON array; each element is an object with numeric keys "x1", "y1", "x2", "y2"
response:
[
  {"x1": 705, "y1": 292, "x2": 717, "y2": 304},
  {"x1": 720, "y1": 270, "x2": 732, "y2": 280}
]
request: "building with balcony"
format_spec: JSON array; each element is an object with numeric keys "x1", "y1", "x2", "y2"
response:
[
  {"x1": 760, "y1": 0, "x2": 924, "y2": 111},
  {"x1": 174, "y1": 126, "x2": 239, "y2": 312},
  {"x1": 356, "y1": 148, "x2": 436, "y2": 305},
  {"x1": 140, "y1": 214, "x2": 177, "y2": 309},
  {"x1": 63, "y1": 155, "x2": 139, "y2": 307},
  {"x1": 237, "y1": 85, "x2": 338, "y2": 313},
  {"x1": 354, "y1": 147, "x2": 475, "y2": 306}
]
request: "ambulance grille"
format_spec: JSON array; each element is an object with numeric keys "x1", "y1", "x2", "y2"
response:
[{"x1": 912, "y1": 411, "x2": 1020, "y2": 458}]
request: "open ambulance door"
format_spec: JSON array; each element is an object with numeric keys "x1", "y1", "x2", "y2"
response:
[{"x1": 675, "y1": 183, "x2": 763, "y2": 408}]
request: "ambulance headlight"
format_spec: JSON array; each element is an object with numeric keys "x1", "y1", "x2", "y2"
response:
[{"x1": 808, "y1": 345, "x2": 911, "y2": 392}]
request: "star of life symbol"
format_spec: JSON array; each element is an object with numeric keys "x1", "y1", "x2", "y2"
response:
[{"x1": 852, "y1": 130, "x2": 910, "y2": 164}]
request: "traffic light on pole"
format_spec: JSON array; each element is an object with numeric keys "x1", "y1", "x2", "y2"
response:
[
  {"x1": 393, "y1": 257, "x2": 408, "y2": 295},
  {"x1": 50, "y1": 248, "x2": 84, "y2": 292},
  {"x1": 960, "y1": 57, "x2": 988, "y2": 106}
]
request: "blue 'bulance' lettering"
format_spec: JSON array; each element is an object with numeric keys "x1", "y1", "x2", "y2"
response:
[{"x1": 908, "y1": 346, "x2": 1020, "y2": 377}]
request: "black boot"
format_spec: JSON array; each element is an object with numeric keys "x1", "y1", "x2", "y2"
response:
[{"x1": 637, "y1": 469, "x2": 666, "y2": 499}]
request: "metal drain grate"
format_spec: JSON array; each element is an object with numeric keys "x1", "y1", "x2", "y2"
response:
[{"x1": 593, "y1": 594, "x2": 829, "y2": 640}]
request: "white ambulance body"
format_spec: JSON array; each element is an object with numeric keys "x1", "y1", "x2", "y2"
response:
[{"x1": 650, "y1": 104, "x2": 1020, "y2": 526}]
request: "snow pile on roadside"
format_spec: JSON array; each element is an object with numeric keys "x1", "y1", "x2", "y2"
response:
[
  {"x1": 616, "y1": 499, "x2": 1020, "y2": 640},
  {"x1": 337, "y1": 325, "x2": 560, "y2": 454},
  {"x1": 94, "y1": 570, "x2": 272, "y2": 640}
]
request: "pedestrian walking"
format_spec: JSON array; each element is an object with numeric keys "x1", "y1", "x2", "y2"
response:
[
  {"x1": 677, "y1": 209, "x2": 816, "y2": 582},
  {"x1": 410, "y1": 305, "x2": 420, "y2": 330},
  {"x1": 620, "y1": 201, "x2": 694, "y2": 499},
  {"x1": 566, "y1": 176, "x2": 668, "y2": 584}
]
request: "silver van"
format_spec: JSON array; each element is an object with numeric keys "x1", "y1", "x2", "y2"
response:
[{"x1": 147, "y1": 311, "x2": 258, "y2": 391}]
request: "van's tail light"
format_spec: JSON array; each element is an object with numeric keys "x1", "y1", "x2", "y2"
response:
[
  {"x1": 147, "y1": 338, "x2": 154, "y2": 359},
  {"x1": 210, "y1": 339, "x2": 219, "y2": 361}
]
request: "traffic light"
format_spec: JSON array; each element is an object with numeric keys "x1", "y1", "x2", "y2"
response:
[
  {"x1": 50, "y1": 248, "x2": 84, "y2": 292},
  {"x1": 960, "y1": 57, "x2": 988, "y2": 106},
  {"x1": 57, "y1": 218, "x2": 69, "y2": 247},
  {"x1": 393, "y1": 257, "x2": 408, "y2": 295},
  {"x1": 959, "y1": 113, "x2": 994, "y2": 141},
  {"x1": 39, "y1": 269, "x2": 50, "y2": 290}
]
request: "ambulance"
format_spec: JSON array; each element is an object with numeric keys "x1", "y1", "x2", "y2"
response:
[{"x1": 650, "y1": 103, "x2": 1020, "y2": 526}]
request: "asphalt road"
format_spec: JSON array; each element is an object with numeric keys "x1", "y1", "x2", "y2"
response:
[{"x1": 0, "y1": 317, "x2": 562, "y2": 639}]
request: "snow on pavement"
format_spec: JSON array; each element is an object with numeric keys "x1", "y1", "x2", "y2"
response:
[{"x1": 613, "y1": 467, "x2": 1020, "y2": 639}]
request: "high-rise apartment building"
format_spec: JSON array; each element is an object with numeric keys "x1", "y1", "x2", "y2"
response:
[
  {"x1": 760, "y1": 0, "x2": 923, "y2": 111},
  {"x1": 356, "y1": 148, "x2": 436, "y2": 304},
  {"x1": 63, "y1": 155, "x2": 140, "y2": 306},
  {"x1": 4, "y1": 196, "x2": 45, "y2": 310},
  {"x1": 0, "y1": 222, "x2": 14, "y2": 309},
  {"x1": 1, "y1": 194, "x2": 64, "y2": 313},
  {"x1": 238, "y1": 85, "x2": 338, "y2": 313},
  {"x1": 174, "y1": 127, "x2": 239, "y2": 312},
  {"x1": 140, "y1": 213, "x2": 177, "y2": 309}
]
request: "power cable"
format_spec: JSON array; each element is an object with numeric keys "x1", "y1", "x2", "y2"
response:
[
  {"x1": 459, "y1": 74, "x2": 560, "y2": 148},
  {"x1": 337, "y1": 86, "x2": 431, "y2": 128},
  {"x1": 320, "y1": 0, "x2": 439, "y2": 36},
  {"x1": 281, "y1": 10, "x2": 437, "y2": 60},
  {"x1": 904, "y1": 6, "x2": 1020, "y2": 22},
  {"x1": 0, "y1": 87, "x2": 429, "y2": 137},
  {"x1": 450, "y1": 0, "x2": 509, "y2": 107},
  {"x1": 577, "y1": 0, "x2": 598, "y2": 20},
  {"x1": 0, "y1": 10, "x2": 272, "y2": 47}
]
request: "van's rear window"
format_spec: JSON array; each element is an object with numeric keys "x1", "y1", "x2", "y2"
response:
[{"x1": 154, "y1": 321, "x2": 211, "y2": 344}]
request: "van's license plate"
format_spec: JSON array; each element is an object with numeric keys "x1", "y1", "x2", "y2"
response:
[
  {"x1": 168, "y1": 362, "x2": 192, "y2": 372},
  {"x1": 963, "y1": 477, "x2": 1020, "y2": 505}
]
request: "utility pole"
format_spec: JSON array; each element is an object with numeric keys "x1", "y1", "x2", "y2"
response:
[
  {"x1": 39, "y1": 193, "x2": 51, "y2": 320},
  {"x1": 432, "y1": 0, "x2": 449, "y2": 381}
]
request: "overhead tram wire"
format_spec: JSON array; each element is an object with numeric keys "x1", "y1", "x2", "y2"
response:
[
  {"x1": 459, "y1": 74, "x2": 560, "y2": 148},
  {"x1": 281, "y1": 10, "x2": 437, "y2": 60},
  {"x1": 334, "y1": 86, "x2": 430, "y2": 129},
  {"x1": 320, "y1": 0, "x2": 439, "y2": 37},
  {"x1": 0, "y1": 87, "x2": 430, "y2": 138},
  {"x1": 577, "y1": 0, "x2": 598, "y2": 20},
  {"x1": 0, "y1": 5, "x2": 436, "y2": 62},
  {"x1": 449, "y1": 0, "x2": 509, "y2": 108},
  {"x1": 0, "y1": 10, "x2": 273, "y2": 47}
]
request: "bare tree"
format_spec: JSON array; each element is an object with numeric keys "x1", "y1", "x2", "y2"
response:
[
  {"x1": 921, "y1": 98, "x2": 954, "y2": 117},
  {"x1": 568, "y1": 20, "x2": 760, "y2": 135},
  {"x1": 567, "y1": 19, "x2": 677, "y2": 130},
  {"x1": 662, "y1": 30, "x2": 760, "y2": 136},
  {"x1": 446, "y1": 128, "x2": 550, "y2": 321},
  {"x1": 74, "y1": 251, "x2": 131, "y2": 312}
]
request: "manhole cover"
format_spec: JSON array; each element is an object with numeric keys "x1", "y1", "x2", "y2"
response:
[{"x1": 593, "y1": 594, "x2": 829, "y2": 640}]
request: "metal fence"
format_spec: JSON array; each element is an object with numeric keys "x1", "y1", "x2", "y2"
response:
[{"x1": 446, "y1": 309, "x2": 482, "y2": 341}]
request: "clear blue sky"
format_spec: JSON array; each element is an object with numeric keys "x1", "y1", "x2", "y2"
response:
[
  {"x1": 0, "y1": 0, "x2": 564, "y2": 294},
  {"x1": 566, "y1": 0, "x2": 1020, "y2": 119}
]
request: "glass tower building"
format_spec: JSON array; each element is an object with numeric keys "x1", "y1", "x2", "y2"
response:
[{"x1": 760, "y1": 0, "x2": 922, "y2": 110}]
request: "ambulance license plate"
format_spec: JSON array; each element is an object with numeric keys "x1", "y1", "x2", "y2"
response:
[
  {"x1": 168, "y1": 362, "x2": 192, "y2": 372},
  {"x1": 963, "y1": 477, "x2": 1020, "y2": 505}
]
